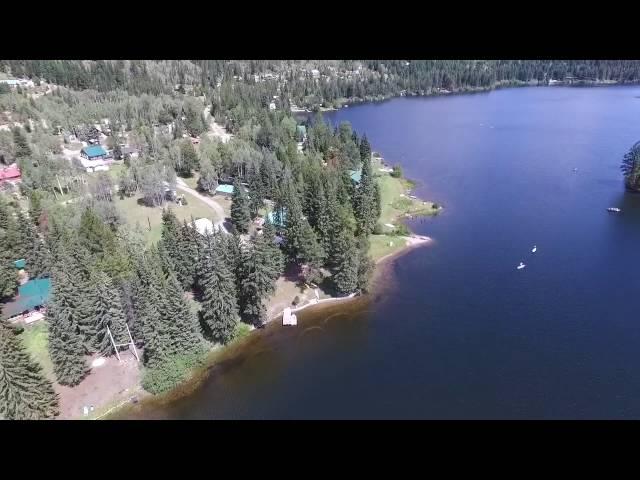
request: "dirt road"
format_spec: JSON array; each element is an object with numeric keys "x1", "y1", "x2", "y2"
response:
[{"x1": 175, "y1": 178, "x2": 228, "y2": 233}]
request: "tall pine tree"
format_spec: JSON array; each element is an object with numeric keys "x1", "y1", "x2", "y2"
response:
[
  {"x1": 198, "y1": 232, "x2": 240, "y2": 344},
  {"x1": 230, "y1": 179, "x2": 251, "y2": 233},
  {"x1": 0, "y1": 321, "x2": 59, "y2": 420},
  {"x1": 47, "y1": 269, "x2": 89, "y2": 386}
]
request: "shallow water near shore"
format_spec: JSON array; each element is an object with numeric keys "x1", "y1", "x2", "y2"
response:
[{"x1": 120, "y1": 86, "x2": 640, "y2": 419}]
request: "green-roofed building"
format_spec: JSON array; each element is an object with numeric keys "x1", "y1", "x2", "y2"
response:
[
  {"x1": 215, "y1": 184, "x2": 235, "y2": 195},
  {"x1": 1, "y1": 278, "x2": 52, "y2": 320},
  {"x1": 81, "y1": 145, "x2": 107, "y2": 160},
  {"x1": 14, "y1": 259, "x2": 26, "y2": 269}
]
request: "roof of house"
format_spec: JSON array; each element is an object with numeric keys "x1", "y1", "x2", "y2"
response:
[
  {"x1": 192, "y1": 218, "x2": 215, "y2": 236},
  {"x1": 349, "y1": 169, "x2": 362, "y2": 184},
  {"x1": 215, "y1": 184, "x2": 234, "y2": 195},
  {"x1": 297, "y1": 125, "x2": 307, "y2": 135},
  {"x1": 0, "y1": 79, "x2": 20, "y2": 86},
  {"x1": 0, "y1": 164, "x2": 21, "y2": 181},
  {"x1": 81, "y1": 145, "x2": 107, "y2": 158},
  {"x1": 1, "y1": 278, "x2": 52, "y2": 320},
  {"x1": 14, "y1": 259, "x2": 26, "y2": 269}
]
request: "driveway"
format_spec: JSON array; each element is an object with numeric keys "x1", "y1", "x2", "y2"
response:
[{"x1": 175, "y1": 178, "x2": 228, "y2": 233}]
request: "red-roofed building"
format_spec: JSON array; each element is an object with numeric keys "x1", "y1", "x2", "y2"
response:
[{"x1": 0, "y1": 164, "x2": 21, "y2": 183}]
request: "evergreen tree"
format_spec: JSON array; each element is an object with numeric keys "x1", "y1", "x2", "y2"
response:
[
  {"x1": 284, "y1": 198, "x2": 325, "y2": 276},
  {"x1": 160, "y1": 271, "x2": 203, "y2": 357},
  {"x1": 331, "y1": 229, "x2": 360, "y2": 295},
  {"x1": 198, "y1": 233, "x2": 240, "y2": 344},
  {"x1": 47, "y1": 270, "x2": 89, "y2": 386},
  {"x1": 621, "y1": 140, "x2": 640, "y2": 191},
  {"x1": 359, "y1": 134, "x2": 371, "y2": 162},
  {"x1": 247, "y1": 166, "x2": 264, "y2": 218},
  {"x1": 12, "y1": 127, "x2": 31, "y2": 158},
  {"x1": 354, "y1": 152, "x2": 377, "y2": 235},
  {"x1": 230, "y1": 179, "x2": 250, "y2": 233},
  {"x1": 0, "y1": 257, "x2": 17, "y2": 302},
  {"x1": 356, "y1": 236, "x2": 375, "y2": 293},
  {"x1": 240, "y1": 235, "x2": 279, "y2": 327},
  {"x1": 159, "y1": 208, "x2": 181, "y2": 270},
  {"x1": 0, "y1": 321, "x2": 59, "y2": 420},
  {"x1": 87, "y1": 272, "x2": 128, "y2": 356}
]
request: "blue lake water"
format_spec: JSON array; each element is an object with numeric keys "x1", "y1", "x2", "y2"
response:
[{"x1": 123, "y1": 86, "x2": 640, "y2": 419}]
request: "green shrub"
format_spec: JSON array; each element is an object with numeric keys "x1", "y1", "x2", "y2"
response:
[
  {"x1": 391, "y1": 164, "x2": 403, "y2": 178},
  {"x1": 234, "y1": 322, "x2": 252, "y2": 341},
  {"x1": 432, "y1": 203, "x2": 439, "y2": 210},
  {"x1": 141, "y1": 350, "x2": 206, "y2": 395},
  {"x1": 394, "y1": 224, "x2": 411, "y2": 236},
  {"x1": 373, "y1": 223, "x2": 385, "y2": 235},
  {"x1": 292, "y1": 295, "x2": 301, "y2": 306}
]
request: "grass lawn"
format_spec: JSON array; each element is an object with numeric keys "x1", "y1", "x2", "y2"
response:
[
  {"x1": 20, "y1": 321, "x2": 54, "y2": 380},
  {"x1": 368, "y1": 156, "x2": 440, "y2": 260},
  {"x1": 179, "y1": 174, "x2": 199, "y2": 190},
  {"x1": 116, "y1": 194, "x2": 217, "y2": 244},
  {"x1": 369, "y1": 234, "x2": 408, "y2": 262},
  {"x1": 377, "y1": 174, "x2": 438, "y2": 227},
  {"x1": 107, "y1": 163, "x2": 126, "y2": 181}
]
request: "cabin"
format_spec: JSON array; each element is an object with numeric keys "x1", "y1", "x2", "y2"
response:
[
  {"x1": 0, "y1": 164, "x2": 21, "y2": 184},
  {"x1": 1, "y1": 278, "x2": 52, "y2": 324},
  {"x1": 349, "y1": 169, "x2": 362, "y2": 185},
  {"x1": 81, "y1": 145, "x2": 108, "y2": 161}
]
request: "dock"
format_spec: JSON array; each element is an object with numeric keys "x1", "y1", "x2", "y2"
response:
[{"x1": 282, "y1": 307, "x2": 297, "y2": 326}]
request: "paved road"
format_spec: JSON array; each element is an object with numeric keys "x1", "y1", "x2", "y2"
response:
[{"x1": 175, "y1": 178, "x2": 228, "y2": 233}]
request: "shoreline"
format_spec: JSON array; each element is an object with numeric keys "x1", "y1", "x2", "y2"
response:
[{"x1": 99, "y1": 121, "x2": 439, "y2": 420}]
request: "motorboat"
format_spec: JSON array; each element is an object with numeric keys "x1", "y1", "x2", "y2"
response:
[
  {"x1": 607, "y1": 207, "x2": 621, "y2": 213},
  {"x1": 531, "y1": 245, "x2": 537, "y2": 253},
  {"x1": 517, "y1": 262, "x2": 526, "y2": 270}
]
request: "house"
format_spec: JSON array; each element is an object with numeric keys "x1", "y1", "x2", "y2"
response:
[
  {"x1": 0, "y1": 164, "x2": 21, "y2": 183},
  {"x1": 192, "y1": 218, "x2": 215, "y2": 236},
  {"x1": 269, "y1": 102, "x2": 276, "y2": 111},
  {"x1": 215, "y1": 184, "x2": 235, "y2": 196},
  {"x1": 349, "y1": 169, "x2": 362, "y2": 184},
  {"x1": 0, "y1": 78, "x2": 34, "y2": 89},
  {"x1": 81, "y1": 145, "x2": 108, "y2": 161},
  {"x1": 1, "y1": 277, "x2": 52, "y2": 323}
]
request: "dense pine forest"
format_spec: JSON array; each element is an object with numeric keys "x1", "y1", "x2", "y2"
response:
[{"x1": 1, "y1": 59, "x2": 640, "y2": 419}]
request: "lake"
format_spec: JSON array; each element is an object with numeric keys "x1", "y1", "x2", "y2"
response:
[{"x1": 120, "y1": 86, "x2": 640, "y2": 419}]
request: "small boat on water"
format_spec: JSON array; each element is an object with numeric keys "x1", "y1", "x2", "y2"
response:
[
  {"x1": 573, "y1": 167, "x2": 578, "y2": 173},
  {"x1": 531, "y1": 245, "x2": 537, "y2": 253},
  {"x1": 607, "y1": 207, "x2": 621, "y2": 213},
  {"x1": 517, "y1": 262, "x2": 526, "y2": 270}
]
